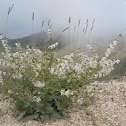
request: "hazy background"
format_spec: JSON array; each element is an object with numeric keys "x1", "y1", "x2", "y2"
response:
[{"x1": 0, "y1": 0, "x2": 126, "y2": 39}]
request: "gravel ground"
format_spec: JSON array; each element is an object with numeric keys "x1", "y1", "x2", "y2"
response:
[{"x1": 0, "y1": 78, "x2": 126, "y2": 126}]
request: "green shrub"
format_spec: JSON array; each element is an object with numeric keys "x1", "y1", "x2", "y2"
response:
[{"x1": 0, "y1": 33, "x2": 120, "y2": 122}]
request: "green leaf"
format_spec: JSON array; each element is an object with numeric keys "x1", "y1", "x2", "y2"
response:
[
  {"x1": 24, "y1": 99, "x2": 31, "y2": 108},
  {"x1": 17, "y1": 111, "x2": 26, "y2": 121},
  {"x1": 40, "y1": 114, "x2": 49, "y2": 123},
  {"x1": 45, "y1": 104, "x2": 54, "y2": 114},
  {"x1": 36, "y1": 103, "x2": 44, "y2": 114},
  {"x1": 49, "y1": 111, "x2": 62, "y2": 121},
  {"x1": 33, "y1": 113, "x2": 40, "y2": 119},
  {"x1": 40, "y1": 114, "x2": 44, "y2": 122},
  {"x1": 44, "y1": 114, "x2": 50, "y2": 122},
  {"x1": 62, "y1": 110, "x2": 69, "y2": 118},
  {"x1": 21, "y1": 115, "x2": 35, "y2": 122}
]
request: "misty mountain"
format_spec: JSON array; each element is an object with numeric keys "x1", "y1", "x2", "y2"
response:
[
  {"x1": 5, "y1": 31, "x2": 66, "y2": 50},
  {"x1": 0, "y1": 31, "x2": 126, "y2": 60}
]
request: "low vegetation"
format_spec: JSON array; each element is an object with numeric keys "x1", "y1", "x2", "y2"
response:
[
  {"x1": 0, "y1": 31, "x2": 120, "y2": 123},
  {"x1": 0, "y1": 5, "x2": 125, "y2": 123}
]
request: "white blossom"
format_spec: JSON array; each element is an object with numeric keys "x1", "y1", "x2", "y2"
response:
[
  {"x1": 48, "y1": 29, "x2": 51, "y2": 33},
  {"x1": 36, "y1": 97, "x2": 41, "y2": 102},
  {"x1": 0, "y1": 35, "x2": 3, "y2": 39},
  {"x1": 60, "y1": 89, "x2": 65, "y2": 96},
  {"x1": 87, "y1": 44, "x2": 92, "y2": 50},
  {"x1": 48, "y1": 42, "x2": 59, "y2": 49},
  {"x1": 60, "y1": 89, "x2": 74, "y2": 97},
  {"x1": 13, "y1": 72, "x2": 22, "y2": 79},
  {"x1": 8, "y1": 89, "x2": 12, "y2": 94},
  {"x1": 113, "y1": 40, "x2": 118, "y2": 46},
  {"x1": 2, "y1": 72, "x2": 6, "y2": 76},
  {"x1": 0, "y1": 34, "x2": 120, "y2": 99},
  {"x1": 33, "y1": 81, "x2": 45, "y2": 88}
]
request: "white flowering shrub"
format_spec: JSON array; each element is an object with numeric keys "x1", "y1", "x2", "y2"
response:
[{"x1": 0, "y1": 33, "x2": 120, "y2": 122}]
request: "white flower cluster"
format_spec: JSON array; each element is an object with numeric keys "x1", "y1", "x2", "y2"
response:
[
  {"x1": 98, "y1": 57, "x2": 120, "y2": 76},
  {"x1": 33, "y1": 81, "x2": 45, "y2": 88},
  {"x1": 48, "y1": 29, "x2": 52, "y2": 41},
  {"x1": 87, "y1": 44, "x2": 92, "y2": 50},
  {"x1": 50, "y1": 40, "x2": 120, "y2": 81},
  {"x1": 12, "y1": 72, "x2": 22, "y2": 79},
  {"x1": 0, "y1": 34, "x2": 120, "y2": 97},
  {"x1": 0, "y1": 71, "x2": 3, "y2": 85},
  {"x1": 50, "y1": 50, "x2": 99, "y2": 80},
  {"x1": 48, "y1": 42, "x2": 59, "y2": 49},
  {"x1": 48, "y1": 29, "x2": 51, "y2": 35},
  {"x1": 60, "y1": 89, "x2": 74, "y2": 97},
  {"x1": 97, "y1": 40, "x2": 120, "y2": 77},
  {"x1": 8, "y1": 89, "x2": 12, "y2": 94},
  {"x1": 105, "y1": 40, "x2": 118, "y2": 57},
  {"x1": 33, "y1": 96, "x2": 41, "y2": 102},
  {"x1": 1, "y1": 39, "x2": 11, "y2": 54},
  {"x1": 0, "y1": 35, "x2": 3, "y2": 40},
  {"x1": 0, "y1": 36, "x2": 49, "y2": 87}
]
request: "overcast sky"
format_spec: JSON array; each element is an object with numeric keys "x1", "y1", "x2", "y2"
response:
[{"x1": 0, "y1": 0, "x2": 126, "y2": 38}]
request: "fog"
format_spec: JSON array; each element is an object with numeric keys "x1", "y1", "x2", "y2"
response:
[{"x1": 0, "y1": 0, "x2": 126, "y2": 39}]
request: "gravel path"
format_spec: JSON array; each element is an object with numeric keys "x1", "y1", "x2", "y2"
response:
[{"x1": 0, "y1": 78, "x2": 126, "y2": 126}]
